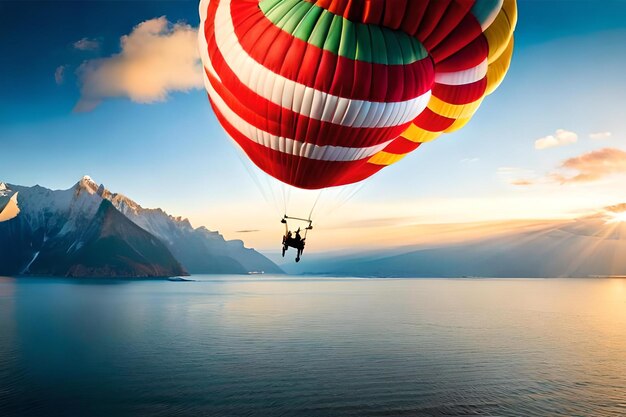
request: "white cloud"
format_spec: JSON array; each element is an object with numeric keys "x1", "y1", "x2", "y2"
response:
[
  {"x1": 589, "y1": 132, "x2": 612, "y2": 140},
  {"x1": 534, "y1": 129, "x2": 578, "y2": 150},
  {"x1": 74, "y1": 17, "x2": 202, "y2": 112},
  {"x1": 55, "y1": 65, "x2": 66, "y2": 85},
  {"x1": 73, "y1": 37, "x2": 100, "y2": 51},
  {"x1": 461, "y1": 158, "x2": 479, "y2": 165}
]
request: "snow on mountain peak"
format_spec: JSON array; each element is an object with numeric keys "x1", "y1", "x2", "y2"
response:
[
  {"x1": 0, "y1": 182, "x2": 6, "y2": 191},
  {"x1": 76, "y1": 175, "x2": 99, "y2": 195}
]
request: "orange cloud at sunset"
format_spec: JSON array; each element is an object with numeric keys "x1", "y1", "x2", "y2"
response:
[
  {"x1": 511, "y1": 147, "x2": 626, "y2": 186},
  {"x1": 75, "y1": 17, "x2": 202, "y2": 112},
  {"x1": 554, "y1": 148, "x2": 626, "y2": 183},
  {"x1": 605, "y1": 203, "x2": 626, "y2": 213}
]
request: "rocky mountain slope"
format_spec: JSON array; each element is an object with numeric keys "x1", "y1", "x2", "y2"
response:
[
  {"x1": 27, "y1": 200, "x2": 186, "y2": 277},
  {"x1": 98, "y1": 181, "x2": 281, "y2": 274}
]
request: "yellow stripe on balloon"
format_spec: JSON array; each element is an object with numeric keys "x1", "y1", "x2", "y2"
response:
[
  {"x1": 400, "y1": 123, "x2": 443, "y2": 143},
  {"x1": 428, "y1": 95, "x2": 484, "y2": 120},
  {"x1": 444, "y1": 117, "x2": 472, "y2": 133},
  {"x1": 484, "y1": 6, "x2": 514, "y2": 63},
  {"x1": 368, "y1": 151, "x2": 408, "y2": 166},
  {"x1": 502, "y1": 0, "x2": 518, "y2": 32},
  {"x1": 486, "y1": 36, "x2": 514, "y2": 95}
]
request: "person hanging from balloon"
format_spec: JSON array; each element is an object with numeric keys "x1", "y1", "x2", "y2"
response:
[{"x1": 281, "y1": 216, "x2": 312, "y2": 262}]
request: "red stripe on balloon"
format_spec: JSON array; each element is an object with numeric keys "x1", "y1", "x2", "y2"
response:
[
  {"x1": 382, "y1": 0, "x2": 407, "y2": 29},
  {"x1": 430, "y1": 15, "x2": 485, "y2": 63},
  {"x1": 412, "y1": 108, "x2": 457, "y2": 132},
  {"x1": 211, "y1": 97, "x2": 385, "y2": 189},
  {"x1": 432, "y1": 78, "x2": 487, "y2": 105},
  {"x1": 400, "y1": 1, "x2": 429, "y2": 36},
  {"x1": 423, "y1": 1, "x2": 475, "y2": 51},
  {"x1": 436, "y1": 35, "x2": 489, "y2": 72},
  {"x1": 417, "y1": 0, "x2": 454, "y2": 41},
  {"x1": 380, "y1": 137, "x2": 423, "y2": 155}
]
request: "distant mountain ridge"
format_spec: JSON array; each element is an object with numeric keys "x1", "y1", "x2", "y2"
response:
[
  {"x1": 0, "y1": 176, "x2": 282, "y2": 277},
  {"x1": 286, "y1": 212, "x2": 626, "y2": 278}
]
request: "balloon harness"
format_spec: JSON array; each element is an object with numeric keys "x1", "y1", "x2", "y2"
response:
[{"x1": 280, "y1": 215, "x2": 313, "y2": 263}]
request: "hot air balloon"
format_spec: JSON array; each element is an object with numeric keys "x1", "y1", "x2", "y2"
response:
[
  {"x1": 199, "y1": 0, "x2": 516, "y2": 190},
  {"x1": 199, "y1": 0, "x2": 517, "y2": 260}
]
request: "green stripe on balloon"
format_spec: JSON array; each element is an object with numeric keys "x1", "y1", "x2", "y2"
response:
[
  {"x1": 471, "y1": 0, "x2": 503, "y2": 28},
  {"x1": 259, "y1": 0, "x2": 428, "y2": 65}
]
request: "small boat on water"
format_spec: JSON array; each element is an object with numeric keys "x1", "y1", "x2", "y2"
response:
[
  {"x1": 168, "y1": 277, "x2": 195, "y2": 282},
  {"x1": 248, "y1": 271, "x2": 265, "y2": 275}
]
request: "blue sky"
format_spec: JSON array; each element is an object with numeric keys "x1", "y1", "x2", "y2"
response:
[{"x1": 2, "y1": 1, "x2": 626, "y2": 250}]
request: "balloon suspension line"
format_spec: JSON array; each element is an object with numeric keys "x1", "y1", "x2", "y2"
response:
[
  {"x1": 312, "y1": 182, "x2": 365, "y2": 222},
  {"x1": 262, "y1": 172, "x2": 283, "y2": 215},
  {"x1": 304, "y1": 190, "x2": 323, "y2": 238},
  {"x1": 234, "y1": 149, "x2": 282, "y2": 215},
  {"x1": 308, "y1": 190, "x2": 323, "y2": 220},
  {"x1": 281, "y1": 182, "x2": 292, "y2": 217}
]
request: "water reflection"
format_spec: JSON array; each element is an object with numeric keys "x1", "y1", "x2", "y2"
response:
[{"x1": 0, "y1": 277, "x2": 624, "y2": 416}]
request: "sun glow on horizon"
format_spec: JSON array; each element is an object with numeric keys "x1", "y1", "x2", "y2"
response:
[{"x1": 606, "y1": 211, "x2": 626, "y2": 224}]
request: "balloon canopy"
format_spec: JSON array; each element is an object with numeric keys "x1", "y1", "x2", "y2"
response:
[{"x1": 199, "y1": 0, "x2": 517, "y2": 189}]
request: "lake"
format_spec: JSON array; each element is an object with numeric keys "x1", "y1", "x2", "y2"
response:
[{"x1": 0, "y1": 276, "x2": 624, "y2": 416}]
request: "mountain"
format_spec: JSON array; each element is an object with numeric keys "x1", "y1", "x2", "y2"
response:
[
  {"x1": 98, "y1": 183, "x2": 281, "y2": 274},
  {"x1": 288, "y1": 211, "x2": 626, "y2": 278},
  {"x1": 0, "y1": 176, "x2": 281, "y2": 277},
  {"x1": 28, "y1": 200, "x2": 186, "y2": 277},
  {"x1": 0, "y1": 178, "x2": 186, "y2": 277}
]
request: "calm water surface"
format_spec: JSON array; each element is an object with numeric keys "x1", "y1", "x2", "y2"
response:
[{"x1": 0, "y1": 276, "x2": 625, "y2": 417}]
